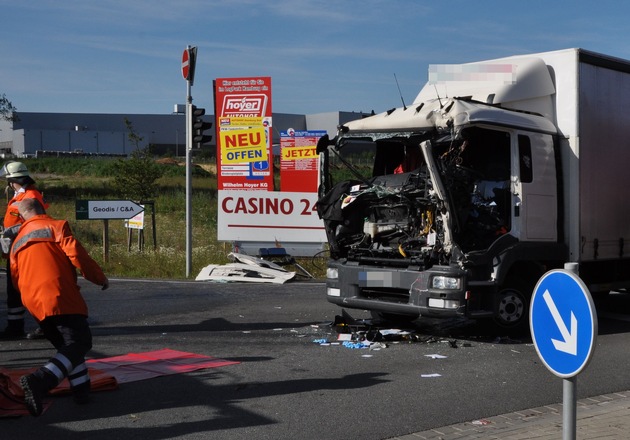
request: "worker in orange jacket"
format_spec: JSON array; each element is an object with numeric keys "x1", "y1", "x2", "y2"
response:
[
  {"x1": 0, "y1": 161, "x2": 49, "y2": 339},
  {"x1": 10, "y1": 198, "x2": 109, "y2": 417}
]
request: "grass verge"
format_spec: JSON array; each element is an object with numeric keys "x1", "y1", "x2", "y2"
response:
[{"x1": 12, "y1": 158, "x2": 328, "y2": 279}]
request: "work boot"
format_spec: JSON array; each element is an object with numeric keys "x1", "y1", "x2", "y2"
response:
[
  {"x1": 20, "y1": 374, "x2": 45, "y2": 417},
  {"x1": 26, "y1": 327, "x2": 45, "y2": 340},
  {"x1": 72, "y1": 379, "x2": 91, "y2": 405},
  {"x1": 0, "y1": 321, "x2": 25, "y2": 340}
]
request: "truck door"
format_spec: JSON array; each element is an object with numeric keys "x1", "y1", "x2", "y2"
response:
[{"x1": 512, "y1": 132, "x2": 557, "y2": 242}]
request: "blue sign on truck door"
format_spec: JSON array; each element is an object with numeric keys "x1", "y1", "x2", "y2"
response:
[{"x1": 530, "y1": 269, "x2": 597, "y2": 378}]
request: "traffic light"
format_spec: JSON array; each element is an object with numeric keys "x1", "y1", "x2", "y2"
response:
[{"x1": 191, "y1": 105, "x2": 213, "y2": 149}]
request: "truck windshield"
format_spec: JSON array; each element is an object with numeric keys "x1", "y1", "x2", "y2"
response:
[
  {"x1": 317, "y1": 126, "x2": 512, "y2": 268},
  {"x1": 431, "y1": 127, "x2": 512, "y2": 252}
]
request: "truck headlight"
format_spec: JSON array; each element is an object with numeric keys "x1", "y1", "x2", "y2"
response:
[
  {"x1": 431, "y1": 275, "x2": 461, "y2": 290},
  {"x1": 326, "y1": 267, "x2": 339, "y2": 280}
]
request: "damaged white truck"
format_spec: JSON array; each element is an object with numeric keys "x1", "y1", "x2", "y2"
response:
[{"x1": 316, "y1": 48, "x2": 630, "y2": 330}]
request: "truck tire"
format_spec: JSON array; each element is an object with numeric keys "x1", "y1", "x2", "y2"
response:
[{"x1": 493, "y1": 277, "x2": 532, "y2": 330}]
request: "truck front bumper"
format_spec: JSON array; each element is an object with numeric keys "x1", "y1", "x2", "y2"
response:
[{"x1": 326, "y1": 261, "x2": 468, "y2": 318}]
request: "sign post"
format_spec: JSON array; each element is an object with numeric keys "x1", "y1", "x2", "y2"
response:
[
  {"x1": 530, "y1": 263, "x2": 597, "y2": 440},
  {"x1": 183, "y1": 45, "x2": 197, "y2": 278}
]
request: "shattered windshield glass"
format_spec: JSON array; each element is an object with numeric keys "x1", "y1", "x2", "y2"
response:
[{"x1": 317, "y1": 126, "x2": 512, "y2": 270}]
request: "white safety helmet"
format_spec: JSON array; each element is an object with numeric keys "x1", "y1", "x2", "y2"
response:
[{"x1": 0, "y1": 161, "x2": 30, "y2": 179}]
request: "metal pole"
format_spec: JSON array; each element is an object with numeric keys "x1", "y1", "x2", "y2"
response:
[
  {"x1": 185, "y1": 57, "x2": 193, "y2": 278},
  {"x1": 102, "y1": 219, "x2": 109, "y2": 263},
  {"x1": 563, "y1": 261, "x2": 579, "y2": 440},
  {"x1": 563, "y1": 376, "x2": 577, "y2": 440}
]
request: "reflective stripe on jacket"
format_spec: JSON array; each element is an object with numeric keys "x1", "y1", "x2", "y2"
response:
[
  {"x1": 10, "y1": 214, "x2": 107, "y2": 321},
  {"x1": 3, "y1": 187, "x2": 49, "y2": 228}
]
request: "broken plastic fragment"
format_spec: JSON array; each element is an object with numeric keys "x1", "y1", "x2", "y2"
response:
[
  {"x1": 342, "y1": 341, "x2": 368, "y2": 349},
  {"x1": 425, "y1": 354, "x2": 447, "y2": 359},
  {"x1": 379, "y1": 329, "x2": 405, "y2": 336}
]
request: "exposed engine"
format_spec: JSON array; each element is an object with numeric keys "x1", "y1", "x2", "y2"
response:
[{"x1": 316, "y1": 126, "x2": 512, "y2": 271}]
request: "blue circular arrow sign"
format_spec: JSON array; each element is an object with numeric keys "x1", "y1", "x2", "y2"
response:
[{"x1": 530, "y1": 269, "x2": 597, "y2": 378}]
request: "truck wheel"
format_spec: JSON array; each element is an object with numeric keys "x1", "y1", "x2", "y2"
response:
[{"x1": 493, "y1": 279, "x2": 530, "y2": 329}]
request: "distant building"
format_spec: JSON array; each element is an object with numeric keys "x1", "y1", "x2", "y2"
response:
[{"x1": 0, "y1": 110, "x2": 366, "y2": 158}]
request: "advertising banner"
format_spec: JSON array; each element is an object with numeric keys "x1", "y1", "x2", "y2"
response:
[
  {"x1": 214, "y1": 77, "x2": 273, "y2": 190},
  {"x1": 125, "y1": 207, "x2": 145, "y2": 230},
  {"x1": 217, "y1": 190, "x2": 326, "y2": 242},
  {"x1": 280, "y1": 129, "x2": 324, "y2": 193}
]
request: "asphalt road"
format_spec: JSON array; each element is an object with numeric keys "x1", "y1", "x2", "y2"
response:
[{"x1": 2, "y1": 277, "x2": 630, "y2": 439}]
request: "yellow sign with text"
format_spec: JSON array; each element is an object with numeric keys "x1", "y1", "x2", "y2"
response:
[
  {"x1": 220, "y1": 127, "x2": 268, "y2": 164},
  {"x1": 281, "y1": 146, "x2": 318, "y2": 161}
]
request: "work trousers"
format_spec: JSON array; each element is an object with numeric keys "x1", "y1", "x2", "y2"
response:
[
  {"x1": 36, "y1": 314, "x2": 93, "y2": 395},
  {"x1": 5, "y1": 259, "x2": 25, "y2": 328}
]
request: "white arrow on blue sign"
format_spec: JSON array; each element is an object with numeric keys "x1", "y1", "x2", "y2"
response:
[{"x1": 530, "y1": 269, "x2": 597, "y2": 378}]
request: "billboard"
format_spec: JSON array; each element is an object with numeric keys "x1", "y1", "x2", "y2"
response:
[
  {"x1": 213, "y1": 77, "x2": 327, "y2": 252},
  {"x1": 280, "y1": 129, "x2": 324, "y2": 193},
  {"x1": 214, "y1": 77, "x2": 273, "y2": 190},
  {"x1": 218, "y1": 191, "x2": 326, "y2": 242}
]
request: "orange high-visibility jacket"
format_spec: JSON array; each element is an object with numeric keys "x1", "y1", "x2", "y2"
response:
[
  {"x1": 3, "y1": 187, "x2": 48, "y2": 228},
  {"x1": 9, "y1": 214, "x2": 107, "y2": 321}
]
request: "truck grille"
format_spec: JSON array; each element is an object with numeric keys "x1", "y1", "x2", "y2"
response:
[{"x1": 361, "y1": 287, "x2": 410, "y2": 304}]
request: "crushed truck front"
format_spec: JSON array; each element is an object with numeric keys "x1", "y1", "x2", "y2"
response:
[{"x1": 316, "y1": 93, "x2": 559, "y2": 327}]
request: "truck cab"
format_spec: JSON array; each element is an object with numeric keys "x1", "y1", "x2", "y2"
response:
[{"x1": 316, "y1": 58, "x2": 567, "y2": 329}]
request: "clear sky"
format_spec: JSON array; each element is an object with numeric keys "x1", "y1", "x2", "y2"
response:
[{"x1": 2, "y1": 1, "x2": 629, "y2": 116}]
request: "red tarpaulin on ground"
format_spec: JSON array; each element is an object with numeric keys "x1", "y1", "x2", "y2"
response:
[
  {"x1": 0, "y1": 366, "x2": 116, "y2": 417},
  {"x1": 86, "y1": 348, "x2": 240, "y2": 384},
  {"x1": 0, "y1": 349, "x2": 239, "y2": 417}
]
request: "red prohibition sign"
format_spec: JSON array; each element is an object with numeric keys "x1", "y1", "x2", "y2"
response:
[{"x1": 182, "y1": 49, "x2": 190, "y2": 80}]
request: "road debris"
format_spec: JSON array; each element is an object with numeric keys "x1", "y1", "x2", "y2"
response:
[
  {"x1": 195, "y1": 252, "x2": 296, "y2": 284},
  {"x1": 310, "y1": 310, "x2": 474, "y2": 350}
]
